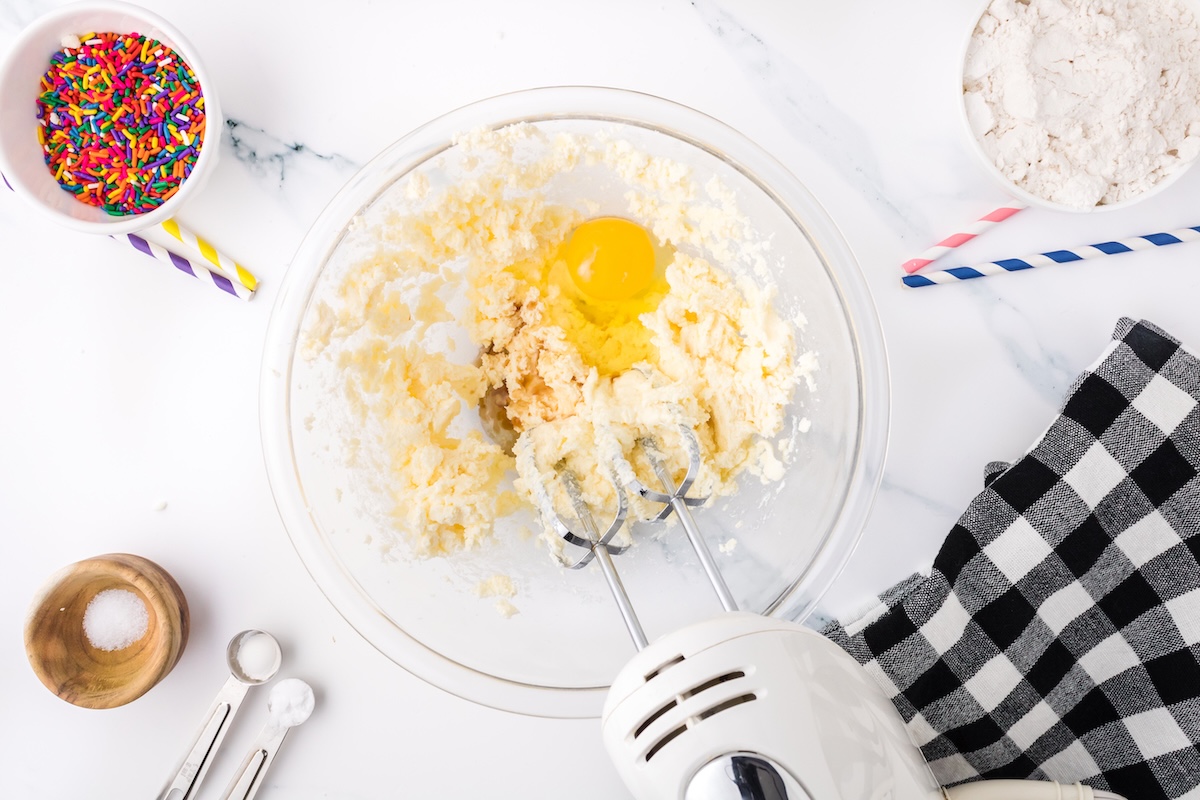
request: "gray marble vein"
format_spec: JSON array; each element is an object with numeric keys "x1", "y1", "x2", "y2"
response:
[
  {"x1": 224, "y1": 118, "x2": 359, "y2": 188},
  {"x1": 966, "y1": 284, "x2": 1079, "y2": 405},
  {"x1": 878, "y1": 473, "x2": 964, "y2": 520},
  {"x1": 688, "y1": 0, "x2": 924, "y2": 238}
]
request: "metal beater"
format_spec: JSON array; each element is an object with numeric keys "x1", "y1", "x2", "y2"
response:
[
  {"x1": 534, "y1": 419, "x2": 1116, "y2": 800},
  {"x1": 537, "y1": 422, "x2": 733, "y2": 649},
  {"x1": 536, "y1": 422, "x2": 831, "y2": 800}
]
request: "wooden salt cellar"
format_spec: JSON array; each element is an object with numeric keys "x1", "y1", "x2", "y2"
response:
[{"x1": 24, "y1": 553, "x2": 189, "y2": 709}]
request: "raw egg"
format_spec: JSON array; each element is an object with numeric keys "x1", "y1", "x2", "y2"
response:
[
  {"x1": 536, "y1": 216, "x2": 672, "y2": 376},
  {"x1": 564, "y1": 217, "x2": 657, "y2": 302}
]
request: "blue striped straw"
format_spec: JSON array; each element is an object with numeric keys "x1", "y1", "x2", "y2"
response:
[{"x1": 903, "y1": 226, "x2": 1200, "y2": 288}]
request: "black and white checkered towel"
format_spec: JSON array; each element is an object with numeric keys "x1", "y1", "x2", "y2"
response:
[{"x1": 824, "y1": 318, "x2": 1200, "y2": 800}]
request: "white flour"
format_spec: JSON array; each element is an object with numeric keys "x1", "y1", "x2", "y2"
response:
[{"x1": 963, "y1": 0, "x2": 1200, "y2": 208}]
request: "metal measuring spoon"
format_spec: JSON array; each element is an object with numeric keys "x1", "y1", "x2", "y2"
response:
[
  {"x1": 157, "y1": 630, "x2": 282, "y2": 800},
  {"x1": 219, "y1": 678, "x2": 316, "y2": 800}
]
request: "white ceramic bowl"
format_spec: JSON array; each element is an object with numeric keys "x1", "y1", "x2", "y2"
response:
[
  {"x1": 958, "y1": 0, "x2": 1200, "y2": 213},
  {"x1": 0, "y1": 1, "x2": 221, "y2": 234},
  {"x1": 260, "y1": 87, "x2": 890, "y2": 718}
]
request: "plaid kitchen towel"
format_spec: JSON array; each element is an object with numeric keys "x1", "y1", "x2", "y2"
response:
[{"x1": 824, "y1": 318, "x2": 1200, "y2": 800}]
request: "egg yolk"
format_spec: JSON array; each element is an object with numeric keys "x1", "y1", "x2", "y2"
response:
[
  {"x1": 564, "y1": 217, "x2": 657, "y2": 302},
  {"x1": 511, "y1": 215, "x2": 670, "y2": 377}
]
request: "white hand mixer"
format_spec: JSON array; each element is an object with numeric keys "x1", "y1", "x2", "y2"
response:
[{"x1": 536, "y1": 423, "x2": 1125, "y2": 800}]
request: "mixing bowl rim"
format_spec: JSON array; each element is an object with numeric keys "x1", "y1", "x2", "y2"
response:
[{"x1": 260, "y1": 84, "x2": 890, "y2": 718}]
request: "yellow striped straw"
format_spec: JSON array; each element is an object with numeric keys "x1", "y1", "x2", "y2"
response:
[{"x1": 160, "y1": 219, "x2": 259, "y2": 293}]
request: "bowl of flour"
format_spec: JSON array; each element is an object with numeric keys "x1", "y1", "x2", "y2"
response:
[{"x1": 961, "y1": 0, "x2": 1200, "y2": 211}]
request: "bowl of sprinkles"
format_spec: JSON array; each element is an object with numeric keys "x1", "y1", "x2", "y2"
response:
[{"x1": 0, "y1": 1, "x2": 220, "y2": 234}]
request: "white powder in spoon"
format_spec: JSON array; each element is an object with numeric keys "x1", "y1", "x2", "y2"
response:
[
  {"x1": 964, "y1": 0, "x2": 1200, "y2": 208},
  {"x1": 235, "y1": 632, "x2": 280, "y2": 682},
  {"x1": 267, "y1": 678, "x2": 315, "y2": 728},
  {"x1": 83, "y1": 588, "x2": 149, "y2": 651}
]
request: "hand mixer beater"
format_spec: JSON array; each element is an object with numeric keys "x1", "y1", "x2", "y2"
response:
[
  {"x1": 538, "y1": 422, "x2": 1109, "y2": 800},
  {"x1": 537, "y1": 421, "x2": 852, "y2": 800},
  {"x1": 533, "y1": 421, "x2": 736, "y2": 647}
]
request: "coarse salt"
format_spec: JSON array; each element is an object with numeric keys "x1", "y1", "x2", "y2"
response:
[
  {"x1": 235, "y1": 632, "x2": 280, "y2": 682},
  {"x1": 83, "y1": 588, "x2": 149, "y2": 651}
]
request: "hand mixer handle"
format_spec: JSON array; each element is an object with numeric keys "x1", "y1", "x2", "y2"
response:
[{"x1": 686, "y1": 753, "x2": 811, "y2": 800}]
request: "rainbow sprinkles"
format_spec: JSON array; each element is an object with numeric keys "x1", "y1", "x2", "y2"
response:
[{"x1": 36, "y1": 31, "x2": 205, "y2": 215}]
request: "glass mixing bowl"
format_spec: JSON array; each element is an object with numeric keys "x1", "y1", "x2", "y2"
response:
[{"x1": 260, "y1": 87, "x2": 889, "y2": 719}]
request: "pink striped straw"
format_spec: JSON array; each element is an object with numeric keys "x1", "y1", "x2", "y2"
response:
[{"x1": 902, "y1": 202, "x2": 1028, "y2": 274}]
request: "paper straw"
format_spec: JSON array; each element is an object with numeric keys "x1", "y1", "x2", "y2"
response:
[
  {"x1": 161, "y1": 218, "x2": 258, "y2": 292},
  {"x1": 2, "y1": 172, "x2": 250, "y2": 300},
  {"x1": 111, "y1": 232, "x2": 254, "y2": 300},
  {"x1": 902, "y1": 225, "x2": 1200, "y2": 288},
  {"x1": 902, "y1": 202, "x2": 1028, "y2": 274}
]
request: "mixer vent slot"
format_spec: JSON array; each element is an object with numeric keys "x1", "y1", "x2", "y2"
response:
[
  {"x1": 638, "y1": 671, "x2": 754, "y2": 763},
  {"x1": 644, "y1": 655, "x2": 685, "y2": 681},
  {"x1": 643, "y1": 692, "x2": 758, "y2": 763},
  {"x1": 644, "y1": 724, "x2": 686, "y2": 762},
  {"x1": 634, "y1": 699, "x2": 677, "y2": 739},
  {"x1": 683, "y1": 670, "x2": 745, "y2": 699},
  {"x1": 635, "y1": 669, "x2": 746, "y2": 740},
  {"x1": 697, "y1": 693, "x2": 756, "y2": 722}
]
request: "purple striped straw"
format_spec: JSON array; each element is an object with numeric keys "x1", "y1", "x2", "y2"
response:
[
  {"x1": 115, "y1": 232, "x2": 254, "y2": 300},
  {"x1": 4, "y1": 171, "x2": 251, "y2": 301},
  {"x1": 3, "y1": 172, "x2": 248, "y2": 299}
]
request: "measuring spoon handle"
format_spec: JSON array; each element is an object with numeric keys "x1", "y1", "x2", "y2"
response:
[
  {"x1": 156, "y1": 675, "x2": 251, "y2": 800},
  {"x1": 219, "y1": 726, "x2": 290, "y2": 800}
]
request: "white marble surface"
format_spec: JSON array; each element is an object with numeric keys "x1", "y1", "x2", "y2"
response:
[{"x1": 3, "y1": 1, "x2": 1200, "y2": 798}]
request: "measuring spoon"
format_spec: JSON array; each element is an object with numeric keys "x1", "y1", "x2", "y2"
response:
[
  {"x1": 219, "y1": 678, "x2": 315, "y2": 800},
  {"x1": 157, "y1": 630, "x2": 282, "y2": 800}
]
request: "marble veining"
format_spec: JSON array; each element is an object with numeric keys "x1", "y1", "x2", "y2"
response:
[
  {"x1": 224, "y1": 118, "x2": 359, "y2": 188},
  {"x1": 6, "y1": 1, "x2": 1200, "y2": 797},
  {"x1": 687, "y1": 0, "x2": 926, "y2": 239},
  {"x1": 974, "y1": 287, "x2": 1081, "y2": 405},
  {"x1": 878, "y1": 473, "x2": 966, "y2": 521}
]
